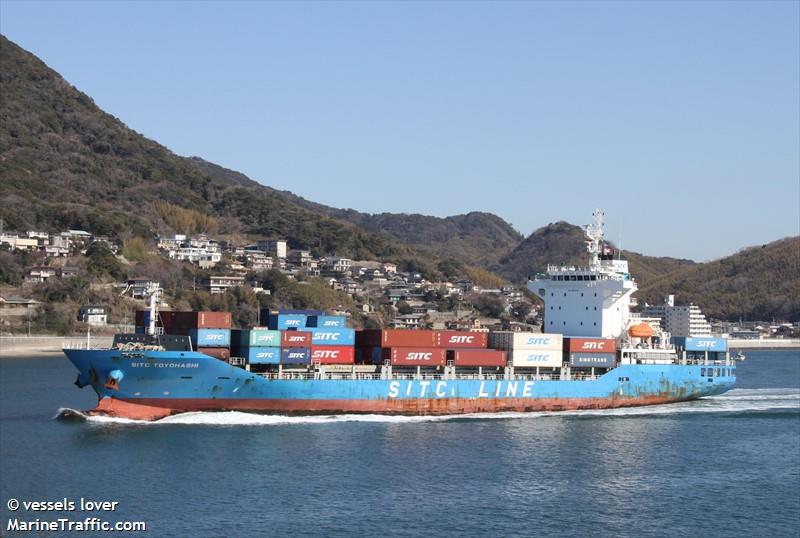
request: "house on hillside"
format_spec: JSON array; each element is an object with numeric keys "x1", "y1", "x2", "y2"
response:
[{"x1": 78, "y1": 305, "x2": 107, "y2": 326}]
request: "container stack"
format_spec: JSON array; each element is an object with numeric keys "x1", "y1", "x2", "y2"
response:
[
  {"x1": 563, "y1": 337, "x2": 617, "y2": 368},
  {"x1": 301, "y1": 321, "x2": 354, "y2": 365},
  {"x1": 436, "y1": 331, "x2": 506, "y2": 368},
  {"x1": 231, "y1": 328, "x2": 281, "y2": 365},
  {"x1": 134, "y1": 310, "x2": 174, "y2": 334},
  {"x1": 254, "y1": 309, "x2": 353, "y2": 366},
  {"x1": 172, "y1": 311, "x2": 232, "y2": 360},
  {"x1": 488, "y1": 332, "x2": 564, "y2": 369},
  {"x1": 355, "y1": 330, "x2": 443, "y2": 368}
]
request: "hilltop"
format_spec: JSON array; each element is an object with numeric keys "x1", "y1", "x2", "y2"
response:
[{"x1": 1, "y1": 34, "x2": 798, "y2": 321}]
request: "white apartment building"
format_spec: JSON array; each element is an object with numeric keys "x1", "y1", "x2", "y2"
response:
[{"x1": 642, "y1": 295, "x2": 712, "y2": 338}]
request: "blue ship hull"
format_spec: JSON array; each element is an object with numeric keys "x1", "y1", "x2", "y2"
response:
[{"x1": 63, "y1": 348, "x2": 735, "y2": 420}]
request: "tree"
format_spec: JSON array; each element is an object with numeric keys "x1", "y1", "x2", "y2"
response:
[
  {"x1": 85, "y1": 242, "x2": 125, "y2": 281},
  {"x1": 396, "y1": 300, "x2": 413, "y2": 315}
]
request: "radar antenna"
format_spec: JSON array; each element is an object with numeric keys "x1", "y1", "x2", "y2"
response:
[{"x1": 585, "y1": 209, "x2": 605, "y2": 269}]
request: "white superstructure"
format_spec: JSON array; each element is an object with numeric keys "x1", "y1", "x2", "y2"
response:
[{"x1": 527, "y1": 210, "x2": 636, "y2": 339}]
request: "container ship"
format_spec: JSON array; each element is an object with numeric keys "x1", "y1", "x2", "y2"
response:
[{"x1": 63, "y1": 211, "x2": 736, "y2": 420}]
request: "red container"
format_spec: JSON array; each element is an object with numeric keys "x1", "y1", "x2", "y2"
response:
[
  {"x1": 311, "y1": 345, "x2": 355, "y2": 365},
  {"x1": 198, "y1": 347, "x2": 231, "y2": 360},
  {"x1": 388, "y1": 347, "x2": 446, "y2": 367},
  {"x1": 447, "y1": 349, "x2": 506, "y2": 367},
  {"x1": 435, "y1": 331, "x2": 488, "y2": 349},
  {"x1": 281, "y1": 331, "x2": 311, "y2": 348},
  {"x1": 564, "y1": 337, "x2": 616, "y2": 354},
  {"x1": 172, "y1": 311, "x2": 232, "y2": 329},
  {"x1": 357, "y1": 330, "x2": 436, "y2": 348}
]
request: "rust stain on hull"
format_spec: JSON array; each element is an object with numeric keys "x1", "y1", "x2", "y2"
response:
[{"x1": 88, "y1": 393, "x2": 697, "y2": 421}]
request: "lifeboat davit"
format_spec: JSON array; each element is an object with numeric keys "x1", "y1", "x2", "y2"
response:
[{"x1": 628, "y1": 323, "x2": 654, "y2": 338}]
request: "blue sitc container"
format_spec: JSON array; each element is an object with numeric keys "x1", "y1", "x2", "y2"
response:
[
  {"x1": 188, "y1": 328, "x2": 231, "y2": 348},
  {"x1": 267, "y1": 314, "x2": 308, "y2": 330},
  {"x1": 306, "y1": 315, "x2": 348, "y2": 328},
  {"x1": 299, "y1": 327, "x2": 355, "y2": 346},
  {"x1": 280, "y1": 347, "x2": 311, "y2": 365},
  {"x1": 672, "y1": 337, "x2": 728, "y2": 352},
  {"x1": 240, "y1": 347, "x2": 281, "y2": 364},
  {"x1": 134, "y1": 325, "x2": 145, "y2": 334}
]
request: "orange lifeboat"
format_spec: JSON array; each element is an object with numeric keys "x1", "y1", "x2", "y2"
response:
[{"x1": 628, "y1": 323, "x2": 654, "y2": 338}]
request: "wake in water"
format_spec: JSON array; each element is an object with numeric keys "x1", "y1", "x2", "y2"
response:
[{"x1": 55, "y1": 387, "x2": 799, "y2": 426}]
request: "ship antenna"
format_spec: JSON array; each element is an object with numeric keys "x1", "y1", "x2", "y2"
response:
[{"x1": 585, "y1": 209, "x2": 604, "y2": 269}]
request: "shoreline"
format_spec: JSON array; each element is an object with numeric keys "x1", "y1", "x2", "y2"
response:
[{"x1": 0, "y1": 336, "x2": 114, "y2": 358}]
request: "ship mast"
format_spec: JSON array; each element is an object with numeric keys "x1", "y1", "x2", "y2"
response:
[
  {"x1": 145, "y1": 282, "x2": 162, "y2": 337},
  {"x1": 585, "y1": 209, "x2": 604, "y2": 270}
]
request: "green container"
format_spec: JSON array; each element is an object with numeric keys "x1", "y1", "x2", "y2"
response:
[{"x1": 234, "y1": 328, "x2": 281, "y2": 347}]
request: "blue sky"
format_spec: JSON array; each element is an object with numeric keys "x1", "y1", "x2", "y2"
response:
[{"x1": 2, "y1": 1, "x2": 798, "y2": 261}]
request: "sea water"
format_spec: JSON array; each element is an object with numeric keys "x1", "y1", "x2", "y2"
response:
[{"x1": 1, "y1": 350, "x2": 798, "y2": 537}]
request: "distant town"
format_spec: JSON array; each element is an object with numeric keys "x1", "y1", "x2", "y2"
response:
[{"x1": 1, "y1": 228, "x2": 798, "y2": 340}]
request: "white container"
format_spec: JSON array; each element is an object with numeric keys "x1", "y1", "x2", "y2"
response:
[
  {"x1": 489, "y1": 332, "x2": 563, "y2": 352},
  {"x1": 510, "y1": 348, "x2": 563, "y2": 368}
]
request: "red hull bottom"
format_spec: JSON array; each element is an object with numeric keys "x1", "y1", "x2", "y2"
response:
[{"x1": 87, "y1": 395, "x2": 691, "y2": 421}]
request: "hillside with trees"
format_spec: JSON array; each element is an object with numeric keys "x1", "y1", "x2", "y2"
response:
[{"x1": 637, "y1": 237, "x2": 800, "y2": 321}]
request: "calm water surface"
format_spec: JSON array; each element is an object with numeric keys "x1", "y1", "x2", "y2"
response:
[{"x1": 1, "y1": 350, "x2": 798, "y2": 537}]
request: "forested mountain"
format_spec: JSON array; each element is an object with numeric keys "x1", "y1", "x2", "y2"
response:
[
  {"x1": 188, "y1": 158, "x2": 523, "y2": 267},
  {"x1": 637, "y1": 237, "x2": 800, "y2": 321},
  {"x1": 2, "y1": 34, "x2": 797, "y2": 320},
  {"x1": 0, "y1": 36, "x2": 420, "y2": 264}
]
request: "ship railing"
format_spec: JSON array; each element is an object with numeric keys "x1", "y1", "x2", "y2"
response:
[
  {"x1": 62, "y1": 340, "x2": 110, "y2": 351},
  {"x1": 252, "y1": 372, "x2": 609, "y2": 382}
]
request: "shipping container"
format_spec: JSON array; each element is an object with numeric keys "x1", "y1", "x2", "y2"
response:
[
  {"x1": 489, "y1": 331, "x2": 563, "y2": 352},
  {"x1": 299, "y1": 327, "x2": 356, "y2": 346},
  {"x1": 281, "y1": 330, "x2": 311, "y2": 347},
  {"x1": 311, "y1": 345, "x2": 355, "y2": 365},
  {"x1": 356, "y1": 347, "x2": 384, "y2": 365},
  {"x1": 135, "y1": 310, "x2": 149, "y2": 326},
  {"x1": 671, "y1": 337, "x2": 728, "y2": 353},
  {"x1": 239, "y1": 347, "x2": 281, "y2": 365},
  {"x1": 277, "y1": 309, "x2": 324, "y2": 316},
  {"x1": 306, "y1": 315, "x2": 348, "y2": 328},
  {"x1": 267, "y1": 313, "x2": 308, "y2": 330},
  {"x1": 448, "y1": 349, "x2": 507, "y2": 367},
  {"x1": 569, "y1": 353, "x2": 615, "y2": 368},
  {"x1": 198, "y1": 347, "x2": 231, "y2": 360},
  {"x1": 280, "y1": 348, "x2": 311, "y2": 365},
  {"x1": 564, "y1": 337, "x2": 617, "y2": 354},
  {"x1": 357, "y1": 329, "x2": 436, "y2": 348},
  {"x1": 188, "y1": 328, "x2": 231, "y2": 348},
  {"x1": 233, "y1": 328, "x2": 281, "y2": 348},
  {"x1": 434, "y1": 330, "x2": 488, "y2": 349},
  {"x1": 172, "y1": 311, "x2": 232, "y2": 329},
  {"x1": 134, "y1": 325, "x2": 145, "y2": 334},
  {"x1": 388, "y1": 347, "x2": 446, "y2": 367},
  {"x1": 510, "y1": 348, "x2": 563, "y2": 368}
]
